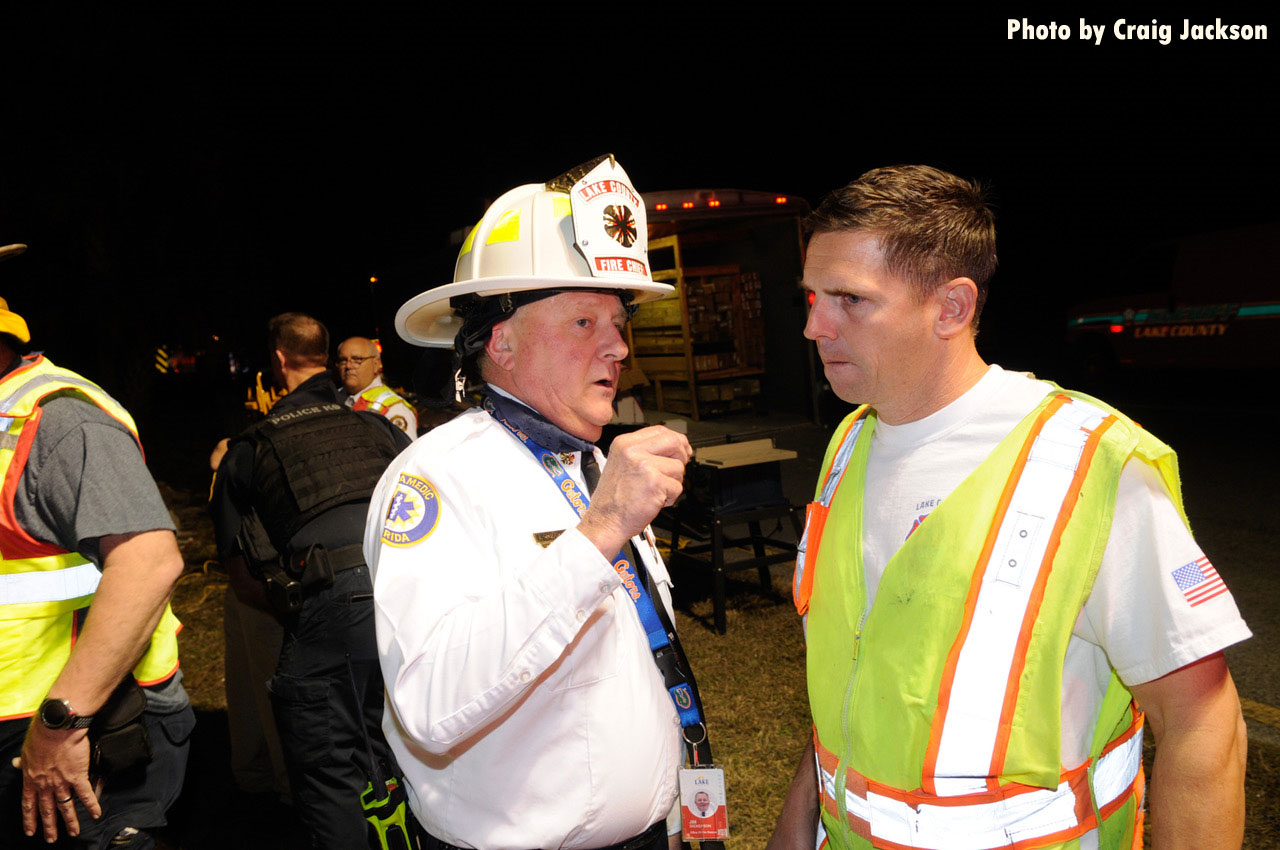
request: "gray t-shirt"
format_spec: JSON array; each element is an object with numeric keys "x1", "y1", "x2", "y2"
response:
[{"x1": 13, "y1": 395, "x2": 174, "y2": 565}]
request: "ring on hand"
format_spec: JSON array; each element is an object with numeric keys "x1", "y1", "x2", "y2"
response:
[{"x1": 56, "y1": 795, "x2": 72, "y2": 804}]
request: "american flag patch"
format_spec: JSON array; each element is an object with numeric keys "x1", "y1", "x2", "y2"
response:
[{"x1": 1170, "y1": 556, "x2": 1228, "y2": 607}]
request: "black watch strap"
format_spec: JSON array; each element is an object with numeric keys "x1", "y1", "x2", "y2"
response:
[{"x1": 38, "y1": 698, "x2": 94, "y2": 730}]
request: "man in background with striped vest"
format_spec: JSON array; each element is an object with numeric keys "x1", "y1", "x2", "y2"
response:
[
  {"x1": 769, "y1": 167, "x2": 1249, "y2": 850},
  {"x1": 0, "y1": 272, "x2": 191, "y2": 849},
  {"x1": 337, "y1": 336, "x2": 417, "y2": 438}
]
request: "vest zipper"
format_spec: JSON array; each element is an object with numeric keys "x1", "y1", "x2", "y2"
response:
[{"x1": 835, "y1": 609, "x2": 869, "y2": 844}]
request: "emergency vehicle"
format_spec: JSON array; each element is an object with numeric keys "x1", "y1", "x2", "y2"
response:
[{"x1": 1065, "y1": 222, "x2": 1280, "y2": 373}]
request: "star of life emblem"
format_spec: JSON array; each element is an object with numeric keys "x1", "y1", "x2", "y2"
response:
[{"x1": 381, "y1": 473, "x2": 441, "y2": 547}]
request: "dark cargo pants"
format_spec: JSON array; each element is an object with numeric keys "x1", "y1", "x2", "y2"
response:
[{"x1": 269, "y1": 565, "x2": 396, "y2": 850}]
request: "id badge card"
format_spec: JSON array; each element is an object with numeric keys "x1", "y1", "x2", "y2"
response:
[{"x1": 679, "y1": 766, "x2": 729, "y2": 840}]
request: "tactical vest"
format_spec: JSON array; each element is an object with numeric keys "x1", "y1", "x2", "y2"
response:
[
  {"x1": 0, "y1": 355, "x2": 181, "y2": 720},
  {"x1": 794, "y1": 390, "x2": 1184, "y2": 850},
  {"x1": 238, "y1": 400, "x2": 400, "y2": 553}
]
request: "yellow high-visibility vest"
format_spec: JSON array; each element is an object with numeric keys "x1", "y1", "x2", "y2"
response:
[
  {"x1": 798, "y1": 390, "x2": 1183, "y2": 849},
  {"x1": 353, "y1": 383, "x2": 407, "y2": 416},
  {"x1": 0, "y1": 355, "x2": 181, "y2": 720}
]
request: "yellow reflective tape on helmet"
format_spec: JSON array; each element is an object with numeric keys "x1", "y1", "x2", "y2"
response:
[
  {"x1": 459, "y1": 219, "x2": 480, "y2": 256},
  {"x1": 485, "y1": 209, "x2": 521, "y2": 245},
  {"x1": 552, "y1": 196, "x2": 572, "y2": 218}
]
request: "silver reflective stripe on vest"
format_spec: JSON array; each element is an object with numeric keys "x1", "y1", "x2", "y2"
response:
[
  {"x1": 931, "y1": 398, "x2": 1110, "y2": 797},
  {"x1": 360, "y1": 388, "x2": 398, "y2": 412},
  {"x1": 0, "y1": 561, "x2": 101, "y2": 608},
  {"x1": 0, "y1": 371, "x2": 113, "y2": 415},
  {"x1": 819, "y1": 419, "x2": 865, "y2": 508},
  {"x1": 818, "y1": 726, "x2": 1140, "y2": 850},
  {"x1": 1091, "y1": 728, "x2": 1144, "y2": 808},
  {"x1": 794, "y1": 418, "x2": 867, "y2": 603}
]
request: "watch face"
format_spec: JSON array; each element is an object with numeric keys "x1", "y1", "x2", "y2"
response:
[{"x1": 39, "y1": 699, "x2": 72, "y2": 729}]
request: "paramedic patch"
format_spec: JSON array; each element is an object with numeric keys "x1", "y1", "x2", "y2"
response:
[{"x1": 382, "y1": 473, "x2": 440, "y2": 547}]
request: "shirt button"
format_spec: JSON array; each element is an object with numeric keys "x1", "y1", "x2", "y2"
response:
[
  {"x1": 599, "y1": 581, "x2": 613, "y2": 594},
  {"x1": 672, "y1": 714, "x2": 680, "y2": 725},
  {"x1": 575, "y1": 609, "x2": 587, "y2": 622},
  {"x1": 519, "y1": 671, "x2": 532, "y2": 683}
]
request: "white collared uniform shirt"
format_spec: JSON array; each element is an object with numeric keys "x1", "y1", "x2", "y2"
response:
[{"x1": 363, "y1": 406, "x2": 681, "y2": 849}]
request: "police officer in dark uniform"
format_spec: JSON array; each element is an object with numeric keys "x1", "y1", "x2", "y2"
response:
[{"x1": 210, "y1": 313, "x2": 412, "y2": 849}]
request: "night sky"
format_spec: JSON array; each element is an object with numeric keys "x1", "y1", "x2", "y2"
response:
[{"x1": 1, "y1": 5, "x2": 1275, "y2": 423}]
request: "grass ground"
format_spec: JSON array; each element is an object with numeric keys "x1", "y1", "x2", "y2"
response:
[{"x1": 163, "y1": 484, "x2": 1279, "y2": 848}]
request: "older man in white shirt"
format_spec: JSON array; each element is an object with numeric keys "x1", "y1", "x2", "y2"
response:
[{"x1": 364, "y1": 156, "x2": 712, "y2": 850}]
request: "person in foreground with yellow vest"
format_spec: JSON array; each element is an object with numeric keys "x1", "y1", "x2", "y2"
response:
[
  {"x1": 337, "y1": 336, "x2": 418, "y2": 438},
  {"x1": 767, "y1": 167, "x2": 1250, "y2": 850},
  {"x1": 0, "y1": 288, "x2": 192, "y2": 848}
]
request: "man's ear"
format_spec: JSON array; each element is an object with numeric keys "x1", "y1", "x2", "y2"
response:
[
  {"x1": 485, "y1": 321, "x2": 516, "y2": 372},
  {"x1": 273, "y1": 348, "x2": 288, "y2": 373},
  {"x1": 936, "y1": 277, "x2": 978, "y2": 340}
]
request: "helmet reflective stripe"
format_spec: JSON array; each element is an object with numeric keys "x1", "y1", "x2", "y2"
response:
[
  {"x1": 459, "y1": 220, "x2": 481, "y2": 256},
  {"x1": 485, "y1": 209, "x2": 522, "y2": 246}
]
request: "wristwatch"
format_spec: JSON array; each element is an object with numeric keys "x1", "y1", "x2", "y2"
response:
[{"x1": 37, "y1": 698, "x2": 94, "y2": 730}]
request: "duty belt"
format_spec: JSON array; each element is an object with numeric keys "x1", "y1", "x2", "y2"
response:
[{"x1": 262, "y1": 542, "x2": 366, "y2": 615}]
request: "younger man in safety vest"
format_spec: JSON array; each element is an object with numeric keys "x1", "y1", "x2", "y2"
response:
[{"x1": 769, "y1": 167, "x2": 1249, "y2": 850}]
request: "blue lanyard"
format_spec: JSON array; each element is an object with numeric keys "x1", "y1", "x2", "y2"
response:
[{"x1": 488, "y1": 406, "x2": 703, "y2": 728}]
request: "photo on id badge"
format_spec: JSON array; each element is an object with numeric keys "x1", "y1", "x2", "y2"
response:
[{"x1": 679, "y1": 767, "x2": 729, "y2": 840}]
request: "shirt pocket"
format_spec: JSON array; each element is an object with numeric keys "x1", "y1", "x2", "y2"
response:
[{"x1": 555, "y1": 594, "x2": 622, "y2": 691}]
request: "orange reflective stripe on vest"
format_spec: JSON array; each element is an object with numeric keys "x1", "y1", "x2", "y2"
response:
[
  {"x1": 794, "y1": 409, "x2": 867, "y2": 616},
  {"x1": 814, "y1": 707, "x2": 1143, "y2": 850}
]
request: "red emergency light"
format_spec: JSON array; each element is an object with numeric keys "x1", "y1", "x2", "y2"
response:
[
  {"x1": 682, "y1": 201, "x2": 695, "y2": 209},
  {"x1": 1109, "y1": 324, "x2": 1124, "y2": 334},
  {"x1": 775, "y1": 196, "x2": 788, "y2": 204},
  {"x1": 708, "y1": 199, "x2": 721, "y2": 207},
  {"x1": 654, "y1": 203, "x2": 668, "y2": 211}
]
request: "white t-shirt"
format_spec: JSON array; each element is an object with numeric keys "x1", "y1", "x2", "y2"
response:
[{"x1": 861, "y1": 365, "x2": 1251, "y2": 769}]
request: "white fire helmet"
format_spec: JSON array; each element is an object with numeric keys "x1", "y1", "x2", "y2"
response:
[{"x1": 396, "y1": 154, "x2": 672, "y2": 349}]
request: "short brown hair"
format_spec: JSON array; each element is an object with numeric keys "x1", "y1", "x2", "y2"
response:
[
  {"x1": 806, "y1": 165, "x2": 997, "y2": 327},
  {"x1": 268, "y1": 312, "x2": 329, "y2": 369}
]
